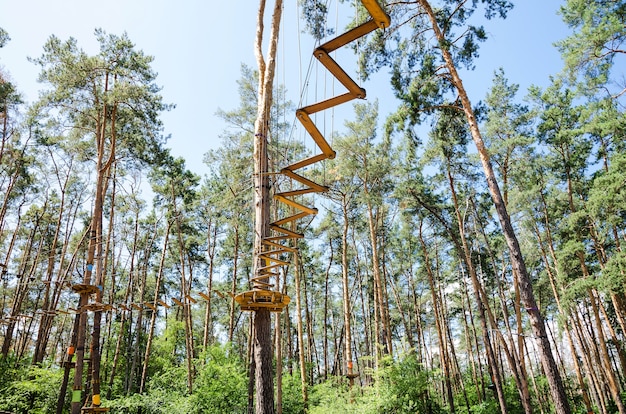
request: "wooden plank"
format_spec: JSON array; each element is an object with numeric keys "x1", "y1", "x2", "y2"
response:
[
  {"x1": 314, "y1": 50, "x2": 365, "y2": 97},
  {"x1": 299, "y1": 92, "x2": 356, "y2": 115},
  {"x1": 157, "y1": 299, "x2": 170, "y2": 309},
  {"x1": 131, "y1": 303, "x2": 143, "y2": 311},
  {"x1": 171, "y1": 298, "x2": 184, "y2": 307},
  {"x1": 318, "y1": 19, "x2": 380, "y2": 52},
  {"x1": 185, "y1": 294, "x2": 197, "y2": 304},
  {"x1": 259, "y1": 262, "x2": 288, "y2": 272},
  {"x1": 295, "y1": 111, "x2": 336, "y2": 157},
  {"x1": 361, "y1": 0, "x2": 391, "y2": 28},
  {"x1": 272, "y1": 211, "x2": 310, "y2": 227},
  {"x1": 258, "y1": 255, "x2": 290, "y2": 266},
  {"x1": 270, "y1": 224, "x2": 304, "y2": 239},
  {"x1": 144, "y1": 302, "x2": 157, "y2": 311},
  {"x1": 274, "y1": 195, "x2": 317, "y2": 215},
  {"x1": 262, "y1": 239, "x2": 297, "y2": 253},
  {"x1": 285, "y1": 152, "x2": 331, "y2": 172},
  {"x1": 281, "y1": 169, "x2": 328, "y2": 192},
  {"x1": 197, "y1": 292, "x2": 211, "y2": 301}
]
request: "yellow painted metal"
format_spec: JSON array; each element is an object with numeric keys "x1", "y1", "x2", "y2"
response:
[{"x1": 237, "y1": 0, "x2": 389, "y2": 314}]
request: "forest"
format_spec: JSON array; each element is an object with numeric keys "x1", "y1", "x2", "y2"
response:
[{"x1": 1, "y1": 0, "x2": 625, "y2": 413}]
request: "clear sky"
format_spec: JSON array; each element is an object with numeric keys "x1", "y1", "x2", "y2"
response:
[{"x1": 1, "y1": 1, "x2": 570, "y2": 176}]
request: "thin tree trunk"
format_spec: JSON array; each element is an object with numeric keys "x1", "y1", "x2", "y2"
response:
[
  {"x1": 252, "y1": 0, "x2": 283, "y2": 412},
  {"x1": 140, "y1": 220, "x2": 171, "y2": 394},
  {"x1": 416, "y1": 2, "x2": 571, "y2": 412},
  {"x1": 418, "y1": 224, "x2": 455, "y2": 412},
  {"x1": 339, "y1": 196, "x2": 355, "y2": 385},
  {"x1": 294, "y1": 252, "x2": 308, "y2": 406},
  {"x1": 203, "y1": 222, "x2": 217, "y2": 350}
]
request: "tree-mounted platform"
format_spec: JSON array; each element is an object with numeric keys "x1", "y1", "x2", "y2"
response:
[
  {"x1": 234, "y1": 290, "x2": 290, "y2": 312},
  {"x1": 71, "y1": 284, "x2": 100, "y2": 295},
  {"x1": 81, "y1": 407, "x2": 109, "y2": 413}
]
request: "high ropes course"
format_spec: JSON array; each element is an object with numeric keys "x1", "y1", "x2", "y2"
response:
[
  {"x1": 234, "y1": 0, "x2": 391, "y2": 313},
  {"x1": 0, "y1": 2, "x2": 392, "y2": 412}
]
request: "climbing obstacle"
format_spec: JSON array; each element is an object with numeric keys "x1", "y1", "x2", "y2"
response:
[{"x1": 234, "y1": 0, "x2": 390, "y2": 312}]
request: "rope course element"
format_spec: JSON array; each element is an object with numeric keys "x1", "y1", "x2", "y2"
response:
[
  {"x1": 0, "y1": 288, "x2": 228, "y2": 325},
  {"x1": 234, "y1": 0, "x2": 390, "y2": 312}
]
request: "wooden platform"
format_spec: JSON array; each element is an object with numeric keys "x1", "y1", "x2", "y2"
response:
[
  {"x1": 71, "y1": 284, "x2": 100, "y2": 295},
  {"x1": 81, "y1": 407, "x2": 109, "y2": 413},
  {"x1": 234, "y1": 290, "x2": 290, "y2": 312}
]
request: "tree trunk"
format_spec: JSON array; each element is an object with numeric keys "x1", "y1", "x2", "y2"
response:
[
  {"x1": 252, "y1": 0, "x2": 283, "y2": 412},
  {"x1": 416, "y1": 2, "x2": 571, "y2": 412},
  {"x1": 294, "y1": 252, "x2": 308, "y2": 406},
  {"x1": 339, "y1": 196, "x2": 355, "y2": 384},
  {"x1": 140, "y1": 220, "x2": 171, "y2": 394},
  {"x1": 418, "y1": 224, "x2": 455, "y2": 412}
]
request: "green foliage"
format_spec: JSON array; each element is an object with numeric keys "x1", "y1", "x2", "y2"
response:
[
  {"x1": 280, "y1": 372, "x2": 306, "y2": 414},
  {"x1": 188, "y1": 345, "x2": 247, "y2": 413},
  {"x1": 0, "y1": 27, "x2": 9, "y2": 48},
  {"x1": 0, "y1": 360, "x2": 63, "y2": 414},
  {"x1": 103, "y1": 344, "x2": 247, "y2": 414},
  {"x1": 308, "y1": 353, "x2": 443, "y2": 414}
]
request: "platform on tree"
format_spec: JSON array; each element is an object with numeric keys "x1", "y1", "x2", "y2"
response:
[{"x1": 234, "y1": 290, "x2": 290, "y2": 312}]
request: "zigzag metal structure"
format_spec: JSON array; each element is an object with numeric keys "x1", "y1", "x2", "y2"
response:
[{"x1": 234, "y1": 0, "x2": 390, "y2": 312}]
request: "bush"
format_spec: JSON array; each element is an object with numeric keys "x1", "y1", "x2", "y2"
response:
[{"x1": 0, "y1": 361, "x2": 63, "y2": 414}]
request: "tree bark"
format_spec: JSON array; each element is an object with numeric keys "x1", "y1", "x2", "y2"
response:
[
  {"x1": 416, "y1": 1, "x2": 571, "y2": 412},
  {"x1": 252, "y1": 0, "x2": 283, "y2": 412}
]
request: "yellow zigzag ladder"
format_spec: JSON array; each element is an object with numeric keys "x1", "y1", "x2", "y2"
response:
[{"x1": 235, "y1": 0, "x2": 390, "y2": 312}]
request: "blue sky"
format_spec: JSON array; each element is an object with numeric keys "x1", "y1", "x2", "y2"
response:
[{"x1": 1, "y1": 1, "x2": 570, "y2": 176}]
